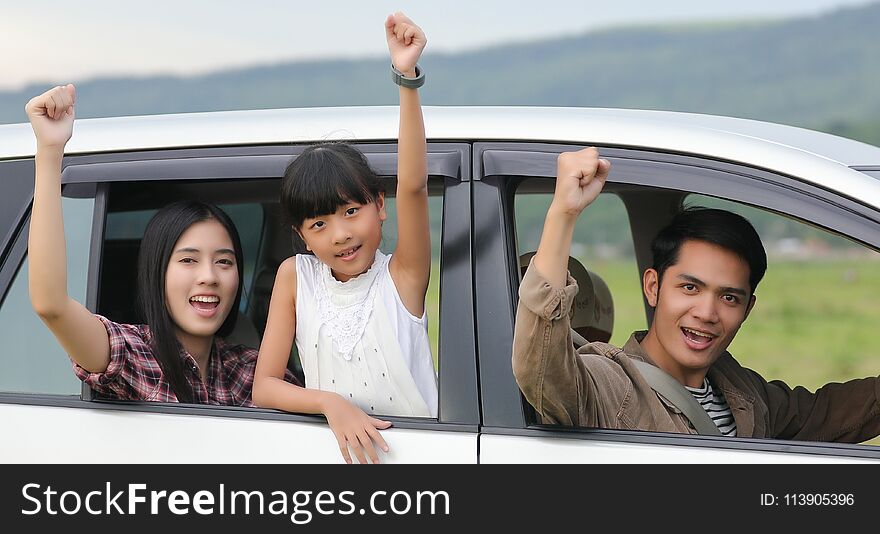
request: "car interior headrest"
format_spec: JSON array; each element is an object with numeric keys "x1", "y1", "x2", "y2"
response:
[
  {"x1": 519, "y1": 251, "x2": 614, "y2": 343},
  {"x1": 225, "y1": 310, "x2": 261, "y2": 350}
]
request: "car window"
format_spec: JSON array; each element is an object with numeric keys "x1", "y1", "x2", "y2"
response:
[
  {"x1": 96, "y1": 175, "x2": 445, "y2": 411},
  {"x1": 496, "y1": 146, "x2": 880, "y2": 453},
  {"x1": 514, "y1": 182, "x2": 645, "y2": 347},
  {"x1": 380, "y1": 194, "x2": 444, "y2": 368},
  {"x1": 0, "y1": 196, "x2": 94, "y2": 395},
  {"x1": 686, "y1": 194, "x2": 880, "y2": 446}
]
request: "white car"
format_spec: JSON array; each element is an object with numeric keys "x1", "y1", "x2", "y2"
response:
[{"x1": 1, "y1": 107, "x2": 878, "y2": 463}]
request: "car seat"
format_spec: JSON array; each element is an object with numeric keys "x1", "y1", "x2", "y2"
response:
[
  {"x1": 518, "y1": 251, "x2": 614, "y2": 345},
  {"x1": 247, "y1": 227, "x2": 306, "y2": 381}
]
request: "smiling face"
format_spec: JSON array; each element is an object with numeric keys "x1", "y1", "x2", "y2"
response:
[
  {"x1": 164, "y1": 219, "x2": 239, "y2": 346},
  {"x1": 298, "y1": 195, "x2": 386, "y2": 282},
  {"x1": 641, "y1": 239, "x2": 756, "y2": 387}
]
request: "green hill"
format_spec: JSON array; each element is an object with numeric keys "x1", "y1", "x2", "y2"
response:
[{"x1": 2, "y1": 2, "x2": 880, "y2": 143}]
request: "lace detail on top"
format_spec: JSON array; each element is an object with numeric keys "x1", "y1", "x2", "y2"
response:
[{"x1": 314, "y1": 251, "x2": 390, "y2": 361}]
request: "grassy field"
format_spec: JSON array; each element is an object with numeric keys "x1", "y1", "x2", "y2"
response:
[{"x1": 426, "y1": 258, "x2": 880, "y2": 445}]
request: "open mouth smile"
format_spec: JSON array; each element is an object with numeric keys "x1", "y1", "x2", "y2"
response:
[
  {"x1": 680, "y1": 326, "x2": 717, "y2": 351},
  {"x1": 336, "y1": 244, "x2": 362, "y2": 262},
  {"x1": 189, "y1": 295, "x2": 220, "y2": 317}
]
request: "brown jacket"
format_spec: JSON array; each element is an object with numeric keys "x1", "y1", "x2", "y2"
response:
[{"x1": 512, "y1": 263, "x2": 880, "y2": 442}]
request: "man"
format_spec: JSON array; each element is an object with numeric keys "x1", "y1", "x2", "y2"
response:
[{"x1": 512, "y1": 148, "x2": 880, "y2": 441}]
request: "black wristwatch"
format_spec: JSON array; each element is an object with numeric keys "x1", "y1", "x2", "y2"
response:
[{"x1": 391, "y1": 64, "x2": 425, "y2": 89}]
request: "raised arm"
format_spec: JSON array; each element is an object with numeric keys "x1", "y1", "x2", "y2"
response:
[
  {"x1": 253, "y1": 258, "x2": 391, "y2": 464},
  {"x1": 26, "y1": 85, "x2": 111, "y2": 373},
  {"x1": 533, "y1": 148, "x2": 611, "y2": 287},
  {"x1": 512, "y1": 149, "x2": 611, "y2": 425},
  {"x1": 385, "y1": 12, "x2": 430, "y2": 316}
]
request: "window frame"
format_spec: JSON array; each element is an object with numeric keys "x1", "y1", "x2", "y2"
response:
[
  {"x1": 474, "y1": 141, "x2": 880, "y2": 460},
  {"x1": 0, "y1": 143, "x2": 478, "y2": 432},
  {"x1": 0, "y1": 181, "x2": 99, "y2": 397},
  {"x1": 0, "y1": 159, "x2": 36, "y2": 272}
]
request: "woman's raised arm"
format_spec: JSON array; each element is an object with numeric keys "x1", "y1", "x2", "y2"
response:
[{"x1": 26, "y1": 85, "x2": 111, "y2": 373}]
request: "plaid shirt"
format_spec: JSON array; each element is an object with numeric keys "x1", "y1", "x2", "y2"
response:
[{"x1": 73, "y1": 315, "x2": 299, "y2": 406}]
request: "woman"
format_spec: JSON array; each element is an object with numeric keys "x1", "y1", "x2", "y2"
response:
[{"x1": 26, "y1": 84, "x2": 295, "y2": 404}]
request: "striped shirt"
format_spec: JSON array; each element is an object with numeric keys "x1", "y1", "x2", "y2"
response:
[{"x1": 685, "y1": 378, "x2": 738, "y2": 437}]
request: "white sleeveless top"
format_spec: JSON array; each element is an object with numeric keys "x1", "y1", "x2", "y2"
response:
[{"x1": 295, "y1": 251, "x2": 438, "y2": 417}]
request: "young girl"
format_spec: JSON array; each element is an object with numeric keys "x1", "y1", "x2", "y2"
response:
[
  {"x1": 26, "y1": 84, "x2": 296, "y2": 404},
  {"x1": 254, "y1": 12, "x2": 437, "y2": 463}
]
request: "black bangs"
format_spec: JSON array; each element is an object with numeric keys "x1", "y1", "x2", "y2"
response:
[
  {"x1": 281, "y1": 143, "x2": 384, "y2": 229},
  {"x1": 651, "y1": 207, "x2": 767, "y2": 295}
]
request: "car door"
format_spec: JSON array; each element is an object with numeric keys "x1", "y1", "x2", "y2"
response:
[
  {"x1": 473, "y1": 141, "x2": 880, "y2": 463},
  {"x1": 0, "y1": 143, "x2": 479, "y2": 463}
]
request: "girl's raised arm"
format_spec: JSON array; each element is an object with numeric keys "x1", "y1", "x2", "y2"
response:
[
  {"x1": 385, "y1": 12, "x2": 431, "y2": 317},
  {"x1": 26, "y1": 85, "x2": 111, "y2": 373}
]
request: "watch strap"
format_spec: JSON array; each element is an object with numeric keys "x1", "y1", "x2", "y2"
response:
[{"x1": 391, "y1": 64, "x2": 425, "y2": 89}]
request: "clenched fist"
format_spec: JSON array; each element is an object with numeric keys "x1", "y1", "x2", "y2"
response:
[
  {"x1": 550, "y1": 148, "x2": 611, "y2": 217},
  {"x1": 25, "y1": 84, "x2": 76, "y2": 150},
  {"x1": 385, "y1": 12, "x2": 426, "y2": 76}
]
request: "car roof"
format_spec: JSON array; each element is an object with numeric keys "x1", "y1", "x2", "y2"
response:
[{"x1": 2, "y1": 106, "x2": 879, "y2": 209}]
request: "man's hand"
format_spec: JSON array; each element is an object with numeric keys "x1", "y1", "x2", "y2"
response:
[
  {"x1": 25, "y1": 84, "x2": 76, "y2": 150},
  {"x1": 550, "y1": 148, "x2": 611, "y2": 218},
  {"x1": 385, "y1": 12, "x2": 426, "y2": 76},
  {"x1": 533, "y1": 148, "x2": 611, "y2": 287},
  {"x1": 323, "y1": 393, "x2": 392, "y2": 464}
]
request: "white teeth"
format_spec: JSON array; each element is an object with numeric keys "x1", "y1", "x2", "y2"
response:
[
  {"x1": 190, "y1": 295, "x2": 219, "y2": 303},
  {"x1": 683, "y1": 327, "x2": 713, "y2": 340}
]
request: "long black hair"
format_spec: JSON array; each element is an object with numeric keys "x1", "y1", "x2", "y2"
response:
[
  {"x1": 280, "y1": 143, "x2": 385, "y2": 232},
  {"x1": 136, "y1": 201, "x2": 244, "y2": 403}
]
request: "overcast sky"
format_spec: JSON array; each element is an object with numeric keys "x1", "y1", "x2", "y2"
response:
[{"x1": 0, "y1": 0, "x2": 874, "y2": 90}]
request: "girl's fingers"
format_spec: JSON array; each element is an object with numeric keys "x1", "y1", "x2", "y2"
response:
[
  {"x1": 385, "y1": 15, "x2": 397, "y2": 41},
  {"x1": 370, "y1": 416, "x2": 392, "y2": 429},
  {"x1": 367, "y1": 425, "x2": 390, "y2": 453},
  {"x1": 347, "y1": 433, "x2": 368, "y2": 465},
  {"x1": 333, "y1": 430, "x2": 353, "y2": 464},
  {"x1": 359, "y1": 431, "x2": 380, "y2": 464},
  {"x1": 388, "y1": 13, "x2": 423, "y2": 49}
]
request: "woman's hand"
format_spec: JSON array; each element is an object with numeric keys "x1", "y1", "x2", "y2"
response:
[
  {"x1": 25, "y1": 84, "x2": 76, "y2": 150},
  {"x1": 322, "y1": 393, "x2": 392, "y2": 464},
  {"x1": 385, "y1": 12, "x2": 426, "y2": 76}
]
